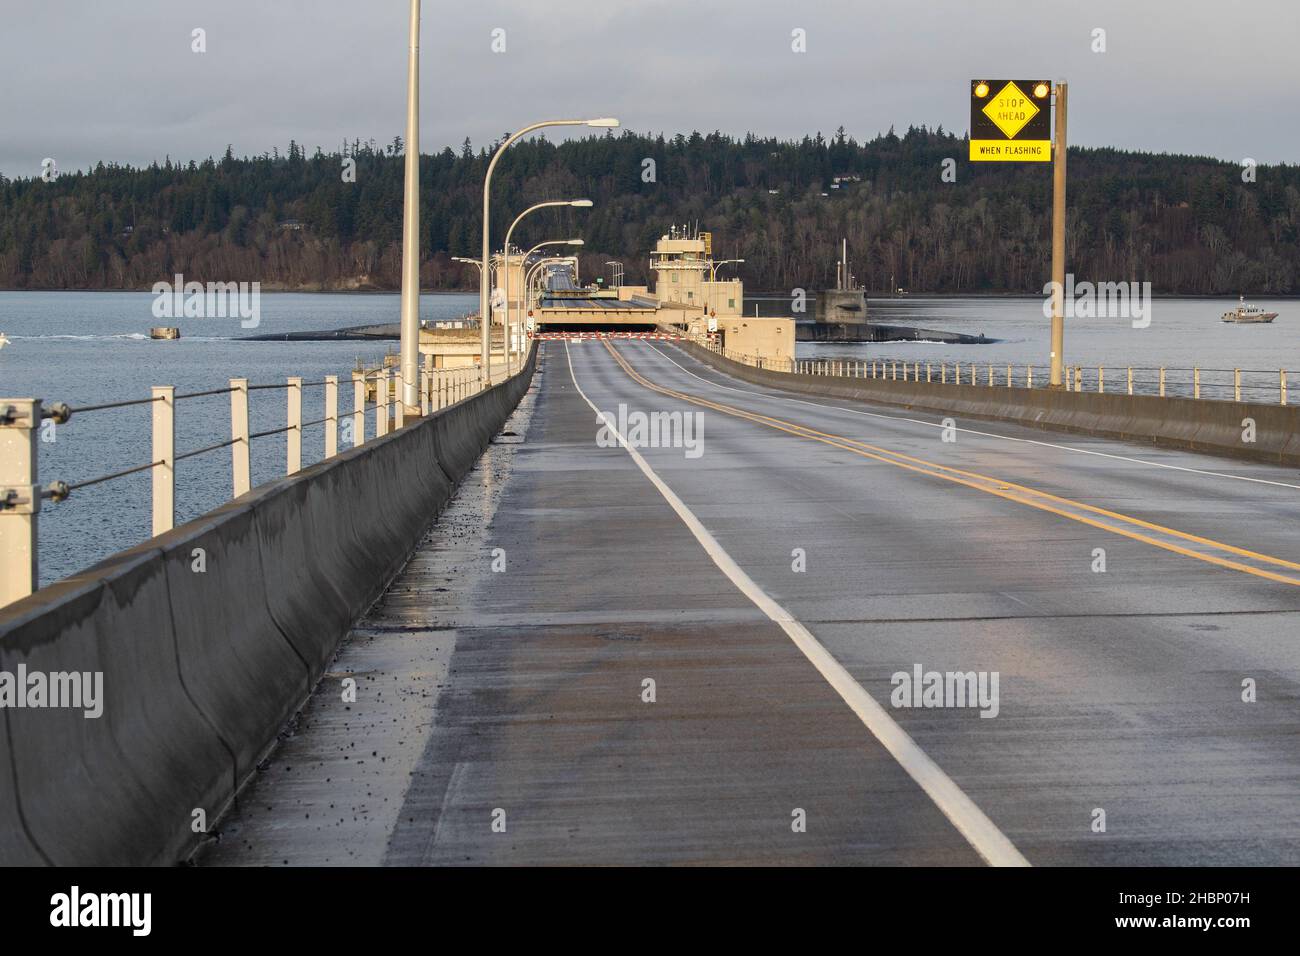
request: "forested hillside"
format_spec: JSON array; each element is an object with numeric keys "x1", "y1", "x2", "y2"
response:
[{"x1": 2, "y1": 128, "x2": 1297, "y2": 294}]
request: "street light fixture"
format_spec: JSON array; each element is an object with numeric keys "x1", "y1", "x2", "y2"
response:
[
  {"x1": 480, "y1": 118, "x2": 619, "y2": 383},
  {"x1": 503, "y1": 201, "x2": 592, "y2": 375},
  {"x1": 515, "y1": 241, "x2": 583, "y2": 365},
  {"x1": 524, "y1": 256, "x2": 578, "y2": 331}
]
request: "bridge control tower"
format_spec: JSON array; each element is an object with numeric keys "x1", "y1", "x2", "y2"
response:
[{"x1": 650, "y1": 225, "x2": 742, "y2": 320}]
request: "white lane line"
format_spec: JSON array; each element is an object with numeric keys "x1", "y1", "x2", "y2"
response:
[
  {"x1": 564, "y1": 341, "x2": 1030, "y2": 868},
  {"x1": 643, "y1": 342, "x2": 1300, "y2": 492}
]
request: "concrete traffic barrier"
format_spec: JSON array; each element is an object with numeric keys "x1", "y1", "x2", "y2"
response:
[
  {"x1": 681, "y1": 343, "x2": 1300, "y2": 467},
  {"x1": 254, "y1": 475, "x2": 361, "y2": 680},
  {"x1": 162, "y1": 501, "x2": 311, "y2": 786},
  {"x1": 0, "y1": 347, "x2": 536, "y2": 865},
  {"x1": 0, "y1": 547, "x2": 232, "y2": 866}
]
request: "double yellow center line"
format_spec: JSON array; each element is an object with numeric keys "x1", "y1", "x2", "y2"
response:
[{"x1": 603, "y1": 340, "x2": 1300, "y2": 588}]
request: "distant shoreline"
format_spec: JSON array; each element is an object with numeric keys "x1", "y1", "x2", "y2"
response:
[
  {"x1": 0, "y1": 287, "x2": 477, "y2": 295},
  {"x1": 3, "y1": 289, "x2": 1298, "y2": 299}
]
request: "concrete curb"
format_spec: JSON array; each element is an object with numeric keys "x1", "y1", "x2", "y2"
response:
[
  {"x1": 0, "y1": 349, "x2": 536, "y2": 865},
  {"x1": 679, "y1": 344, "x2": 1300, "y2": 467}
]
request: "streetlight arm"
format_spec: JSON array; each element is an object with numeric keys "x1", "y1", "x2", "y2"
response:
[{"x1": 481, "y1": 118, "x2": 616, "y2": 383}]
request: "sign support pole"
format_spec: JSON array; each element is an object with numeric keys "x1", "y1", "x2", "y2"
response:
[{"x1": 1049, "y1": 81, "x2": 1068, "y2": 388}]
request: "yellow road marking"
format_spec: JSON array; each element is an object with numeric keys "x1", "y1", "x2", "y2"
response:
[{"x1": 602, "y1": 340, "x2": 1300, "y2": 588}]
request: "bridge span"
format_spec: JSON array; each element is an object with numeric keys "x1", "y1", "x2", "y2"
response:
[{"x1": 201, "y1": 339, "x2": 1300, "y2": 866}]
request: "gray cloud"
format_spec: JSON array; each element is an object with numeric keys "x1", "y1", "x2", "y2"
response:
[{"x1": 0, "y1": 0, "x2": 1294, "y2": 178}]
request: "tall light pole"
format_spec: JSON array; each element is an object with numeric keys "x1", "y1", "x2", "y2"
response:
[
  {"x1": 524, "y1": 256, "x2": 576, "y2": 332},
  {"x1": 398, "y1": 0, "x2": 422, "y2": 413},
  {"x1": 503, "y1": 201, "x2": 591, "y2": 375},
  {"x1": 481, "y1": 117, "x2": 618, "y2": 384},
  {"x1": 515, "y1": 239, "x2": 583, "y2": 367}
]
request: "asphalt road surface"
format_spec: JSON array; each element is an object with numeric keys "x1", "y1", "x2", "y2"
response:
[{"x1": 203, "y1": 339, "x2": 1300, "y2": 866}]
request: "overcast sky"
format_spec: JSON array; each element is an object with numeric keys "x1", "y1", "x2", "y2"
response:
[{"x1": 1, "y1": 0, "x2": 1295, "y2": 178}]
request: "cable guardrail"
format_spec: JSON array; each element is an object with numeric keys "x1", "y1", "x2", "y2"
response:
[
  {"x1": 0, "y1": 351, "x2": 522, "y2": 606},
  {"x1": 697, "y1": 337, "x2": 1293, "y2": 407}
]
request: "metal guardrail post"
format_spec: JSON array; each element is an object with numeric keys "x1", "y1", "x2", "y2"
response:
[
  {"x1": 1027, "y1": 365, "x2": 1034, "y2": 389},
  {"x1": 1281, "y1": 370, "x2": 1288, "y2": 406},
  {"x1": 1193, "y1": 367, "x2": 1201, "y2": 400},
  {"x1": 1128, "y1": 367, "x2": 1134, "y2": 396},
  {"x1": 1007, "y1": 364, "x2": 1013, "y2": 388},
  {"x1": 152, "y1": 386, "x2": 174, "y2": 536},
  {"x1": 987, "y1": 364, "x2": 993, "y2": 387},
  {"x1": 287, "y1": 376, "x2": 303, "y2": 474},
  {"x1": 1159, "y1": 367, "x2": 1166, "y2": 397},
  {"x1": 0, "y1": 398, "x2": 41, "y2": 604},
  {"x1": 325, "y1": 375, "x2": 338, "y2": 458},
  {"x1": 926, "y1": 363, "x2": 932, "y2": 383},
  {"x1": 1074, "y1": 366, "x2": 1082, "y2": 392},
  {"x1": 352, "y1": 372, "x2": 366, "y2": 447},
  {"x1": 1233, "y1": 369, "x2": 1241, "y2": 403},
  {"x1": 394, "y1": 372, "x2": 406, "y2": 428},
  {"x1": 376, "y1": 370, "x2": 389, "y2": 437},
  {"x1": 941, "y1": 363, "x2": 947, "y2": 385},
  {"x1": 422, "y1": 354, "x2": 433, "y2": 415},
  {"x1": 1098, "y1": 366, "x2": 1105, "y2": 394},
  {"x1": 230, "y1": 378, "x2": 251, "y2": 497}
]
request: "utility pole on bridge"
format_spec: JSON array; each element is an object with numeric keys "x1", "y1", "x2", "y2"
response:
[{"x1": 399, "y1": 0, "x2": 421, "y2": 415}]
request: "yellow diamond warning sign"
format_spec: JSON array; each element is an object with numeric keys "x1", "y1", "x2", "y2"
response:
[
  {"x1": 983, "y1": 82, "x2": 1038, "y2": 138},
  {"x1": 970, "y1": 79, "x2": 1052, "y2": 162}
]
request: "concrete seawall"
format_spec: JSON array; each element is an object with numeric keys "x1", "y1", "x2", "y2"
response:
[
  {"x1": 0, "y1": 351, "x2": 536, "y2": 866},
  {"x1": 680, "y1": 343, "x2": 1300, "y2": 467}
]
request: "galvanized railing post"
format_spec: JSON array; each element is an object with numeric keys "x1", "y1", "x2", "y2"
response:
[
  {"x1": 376, "y1": 369, "x2": 389, "y2": 437},
  {"x1": 1159, "y1": 367, "x2": 1166, "y2": 397},
  {"x1": 287, "y1": 376, "x2": 303, "y2": 474},
  {"x1": 1281, "y1": 370, "x2": 1288, "y2": 406},
  {"x1": 352, "y1": 371, "x2": 366, "y2": 447},
  {"x1": 394, "y1": 371, "x2": 406, "y2": 428},
  {"x1": 1027, "y1": 365, "x2": 1034, "y2": 389},
  {"x1": 1098, "y1": 366, "x2": 1105, "y2": 394},
  {"x1": 230, "y1": 378, "x2": 250, "y2": 497},
  {"x1": 325, "y1": 375, "x2": 338, "y2": 458},
  {"x1": 152, "y1": 386, "x2": 174, "y2": 536},
  {"x1": 1233, "y1": 369, "x2": 1241, "y2": 403},
  {"x1": 1194, "y1": 367, "x2": 1201, "y2": 400},
  {"x1": 1007, "y1": 364, "x2": 1012, "y2": 387},
  {"x1": 0, "y1": 398, "x2": 41, "y2": 604},
  {"x1": 422, "y1": 354, "x2": 433, "y2": 415},
  {"x1": 1127, "y1": 367, "x2": 1134, "y2": 395}
]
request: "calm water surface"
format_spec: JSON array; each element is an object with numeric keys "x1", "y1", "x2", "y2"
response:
[
  {"x1": 0, "y1": 291, "x2": 476, "y2": 585},
  {"x1": 0, "y1": 291, "x2": 1295, "y2": 585}
]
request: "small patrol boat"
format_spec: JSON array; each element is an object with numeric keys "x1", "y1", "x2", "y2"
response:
[{"x1": 1220, "y1": 296, "x2": 1277, "y2": 323}]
